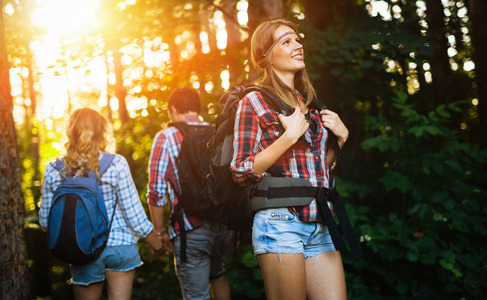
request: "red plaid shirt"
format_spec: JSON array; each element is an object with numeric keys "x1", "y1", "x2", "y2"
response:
[
  {"x1": 230, "y1": 91, "x2": 333, "y2": 222},
  {"x1": 147, "y1": 115, "x2": 205, "y2": 238}
]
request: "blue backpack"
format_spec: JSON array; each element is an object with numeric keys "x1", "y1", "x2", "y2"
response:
[{"x1": 47, "y1": 153, "x2": 116, "y2": 265}]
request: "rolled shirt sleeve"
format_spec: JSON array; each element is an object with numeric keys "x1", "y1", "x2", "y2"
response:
[
  {"x1": 147, "y1": 131, "x2": 171, "y2": 206},
  {"x1": 230, "y1": 95, "x2": 265, "y2": 187}
]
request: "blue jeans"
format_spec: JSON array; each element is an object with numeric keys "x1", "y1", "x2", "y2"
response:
[
  {"x1": 172, "y1": 221, "x2": 233, "y2": 300},
  {"x1": 252, "y1": 207, "x2": 335, "y2": 259},
  {"x1": 70, "y1": 244, "x2": 142, "y2": 285}
]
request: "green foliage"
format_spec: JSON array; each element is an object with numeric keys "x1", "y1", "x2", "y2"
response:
[
  {"x1": 225, "y1": 238, "x2": 266, "y2": 299},
  {"x1": 343, "y1": 92, "x2": 487, "y2": 299}
]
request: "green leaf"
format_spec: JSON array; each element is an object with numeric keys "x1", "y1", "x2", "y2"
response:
[
  {"x1": 431, "y1": 190, "x2": 449, "y2": 203},
  {"x1": 396, "y1": 283, "x2": 408, "y2": 295},
  {"x1": 406, "y1": 249, "x2": 419, "y2": 262},
  {"x1": 428, "y1": 110, "x2": 438, "y2": 121},
  {"x1": 439, "y1": 251, "x2": 463, "y2": 278},
  {"x1": 243, "y1": 252, "x2": 259, "y2": 268},
  {"x1": 445, "y1": 160, "x2": 463, "y2": 174},
  {"x1": 253, "y1": 269, "x2": 263, "y2": 281},
  {"x1": 380, "y1": 171, "x2": 413, "y2": 193},
  {"x1": 436, "y1": 104, "x2": 450, "y2": 118},
  {"x1": 412, "y1": 187, "x2": 423, "y2": 201},
  {"x1": 448, "y1": 102, "x2": 462, "y2": 112},
  {"x1": 362, "y1": 136, "x2": 388, "y2": 151},
  {"x1": 423, "y1": 126, "x2": 441, "y2": 136},
  {"x1": 408, "y1": 126, "x2": 424, "y2": 138},
  {"x1": 432, "y1": 161, "x2": 444, "y2": 175},
  {"x1": 396, "y1": 91, "x2": 408, "y2": 103}
]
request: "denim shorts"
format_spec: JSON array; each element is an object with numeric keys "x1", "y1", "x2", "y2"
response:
[
  {"x1": 252, "y1": 207, "x2": 336, "y2": 259},
  {"x1": 70, "y1": 244, "x2": 142, "y2": 285},
  {"x1": 172, "y1": 221, "x2": 233, "y2": 300}
]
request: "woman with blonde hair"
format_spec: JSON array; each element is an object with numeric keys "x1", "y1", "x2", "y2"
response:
[
  {"x1": 230, "y1": 19, "x2": 349, "y2": 299},
  {"x1": 40, "y1": 108, "x2": 164, "y2": 300}
]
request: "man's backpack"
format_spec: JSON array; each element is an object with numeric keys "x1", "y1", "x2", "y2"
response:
[
  {"x1": 47, "y1": 153, "x2": 117, "y2": 265},
  {"x1": 169, "y1": 122, "x2": 215, "y2": 220},
  {"x1": 168, "y1": 122, "x2": 216, "y2": 262}
]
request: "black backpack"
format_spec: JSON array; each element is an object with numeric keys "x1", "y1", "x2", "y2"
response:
[
  {"x1": 169, "y1": 122, "x2": 215, "y2": 220},
  {"x1": 168, "y1": 122, "x2": 216, "y2": 262}
]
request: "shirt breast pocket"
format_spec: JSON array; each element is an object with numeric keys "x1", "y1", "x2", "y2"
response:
[{"x1": 257, "y1": 111, "x2": 282, "y2": 142}]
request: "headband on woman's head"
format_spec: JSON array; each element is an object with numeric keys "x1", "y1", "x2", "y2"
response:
[{"x1": 263, "y1": 31, "x2": 296, "y2": 57}]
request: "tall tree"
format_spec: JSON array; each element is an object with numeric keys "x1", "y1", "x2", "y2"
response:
[
  {"x1": 4, "y1": 0, "x2": 42, "y2": 211},
  {"x1": 247, "y1": 0, "x2": 284, "y2": 33},
  {"x1": 222, "y1": 0, "x2": 245, "y2": 85},
  {"x1": 247, "y1": 0, "x2": 284, "y2": 80},
  {"x1": 302, "y1": 0, "x2": 342, "y2": 105},
  {"x1": 425, "y1": 0, "x2": 454, "y2": 105},
  {"x1": 112, "y1": 47, "x2": 129, "y2": 124},
  {"x1": 468, "y1": 0, "x2": 487, "y2": 130},
  {"x1": 0, "y1": 0, "x2": 30, "y2": 298}
]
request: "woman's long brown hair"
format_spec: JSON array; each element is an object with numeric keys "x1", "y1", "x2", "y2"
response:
[{"x1": 62, "y1": 108, "x2": 114, "y2": 179}]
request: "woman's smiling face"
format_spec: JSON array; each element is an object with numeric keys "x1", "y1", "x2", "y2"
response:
[{"x1": 270, "y1": 25, "x2": 305, "y2": 77}]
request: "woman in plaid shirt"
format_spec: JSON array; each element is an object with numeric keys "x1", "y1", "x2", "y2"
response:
[
  {"x1": 40, "y1": 108, "x2": 163, "y2": 300},
  {"x1": 230, "y1": 19, "x2": 349, "y2": 300}
]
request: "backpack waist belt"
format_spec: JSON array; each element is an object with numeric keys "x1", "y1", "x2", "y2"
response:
[
  {"x1": 250, "y1": 177, "x2": 363, "y2": 259},
  {"x1": 251, "y1": 177, "x2": 315, "y2": 211}
]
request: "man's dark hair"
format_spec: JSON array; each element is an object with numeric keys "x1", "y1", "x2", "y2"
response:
[{"x1": 168, "y1": 87, "x2": 201, "y2": 114}]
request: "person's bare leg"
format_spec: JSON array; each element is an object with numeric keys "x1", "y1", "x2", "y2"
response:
[
  {"x1": 73, "y1": 281, "x2": 104, "y2": 300},
  {"x1": 210, "y1": 275, "x2": 231, "y2": 300},
  {"x1": 305, "y1": 251, "x2": 346, "y2": 300},
  {"x1": 105, "y1": 269, "x2": 136, "y2": 300},
  {"x1": 258, "y1": 253, "x2": 306, "y2": 300}
]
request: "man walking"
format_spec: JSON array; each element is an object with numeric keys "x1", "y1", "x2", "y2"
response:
[{"x1": 147, "y1": 87, "x2": 233, "y2": 300}]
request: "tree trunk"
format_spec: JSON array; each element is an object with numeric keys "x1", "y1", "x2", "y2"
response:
[
  {"x1": 0, "y1": 0, "x2": 30, "y2": 297},
  {"x1": 25, "y1": 47, "x2": 41, "y2": 212},
  {"x1": 302, "y1": 0, "x2": 339, "y2": 106},
  {"x1": 112, "y1": 48, "x2": 129, "y2": 124},
  {"x1": 247, "y1": 0, "x2": 284, "y2": 81},
  {"x1": 105, "y1": 54, "x2": 113, "y2": 122},
  {"x1": 468, "y1": 0, "x2": 487, "y2": 130},
  {"x1": 302, "y1": 0, "x2": 336, "y2": 30},
  {"x1": 425, "y1": 0, "x2": 453, "y2": 106},
  {"x1": 223, "y1": 0, "x2": 245, "y2": 86},
  {"x1": 247, "y1": 0, "x2": 284, "y2": 34}
]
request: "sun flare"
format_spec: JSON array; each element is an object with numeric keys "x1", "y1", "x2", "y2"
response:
[
  {"x1": 27, "y1": 0, "x2": 101, "y2": 119},
  {"x1": 31, "y1": 0, "x2": 99, "y2": 34}
]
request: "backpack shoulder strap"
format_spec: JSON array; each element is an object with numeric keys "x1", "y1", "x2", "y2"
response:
[
  {"x1": 308, "y1": 96, "x2": 348, "y2": 173},
  {"x1": 99, "y1": 153, "x2": 116, "y2": 176},
  {"x1": 52, "y1": 154, "x2": 115, "y2": 178},
  {"x1": 53, "y1": 158, "x2": 71, "y2": 178},
  {"x1": 246, "y1": 85, "x2": 294, "y2": 116},
  {"x1": 169, "y1": 121, "x2": 192, "y2": 137},
  {"x1": 54, "y1": 158, "x2": 64, "y2": 172}
]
